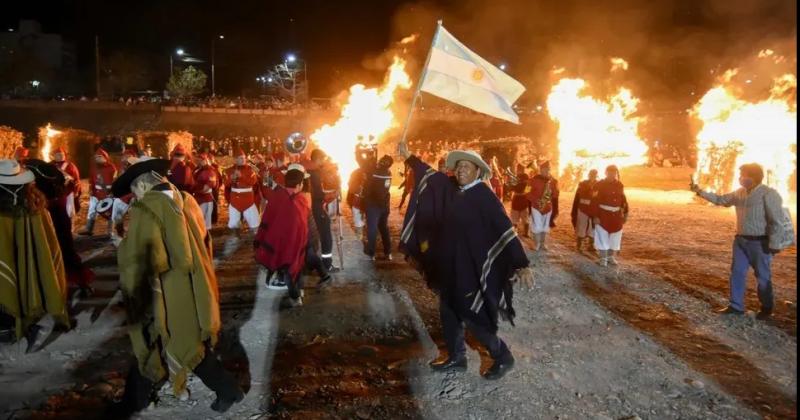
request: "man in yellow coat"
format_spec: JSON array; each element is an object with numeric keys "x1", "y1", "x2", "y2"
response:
[
  {"x1": 0, "y1": 159, "x2": 69, "y2": 349},
  {"x1": 111, "y1": 157, "x2": 243, "y2": 414}
]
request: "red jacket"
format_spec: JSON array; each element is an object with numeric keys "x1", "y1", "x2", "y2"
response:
[
  {"x1": 169, "y1": 160, "x2": 195, "y2": 192},
  {"x1": 571, "y1": 179, "x2": 596, "y2": 226},
  {"x1": 489, "y1": 176, "x2": 503, "y2": 199},
  {"x1": 589, "y1": 179, "x2": 628, "y2": 233},
  {"x1": 224, "y1": 164, "x2": 258, "y2": 211},
  {"x1": 254, "y1": 187, "x2": 309, "y2": 278},
  {"x1": 527, "y1": 175, "x2": 559, "y2": 216},
  {"x1": 55, "y1": 160, "x2": 81, "y2": 197},
  {"x1": 89, "y1": 162, "x2": 118, "y2": 200},
  {"x1": 193, "y1": 165, "x2": 219, "y2": 204},
  {"x1": 510, "y1": 173, "x2": 531, "y2": 211}
]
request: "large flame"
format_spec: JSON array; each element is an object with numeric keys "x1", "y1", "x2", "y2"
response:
[
  {"x1": 310, "y1": 56, "x2": 412, "y2": 180},
  {"x1": 546, "y1": 68, "x2": 648, "y2": 189},
  {"x1": 39, "y1": 123, "x2": 61, "y2": 162},
  {"x1": 692, "y1": 53, "x2": 797, "y2": 200}
]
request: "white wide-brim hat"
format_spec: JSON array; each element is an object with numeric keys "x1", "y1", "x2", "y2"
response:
[
  {"x1": 445, "y1": 150, "x2": 491, "y2": 181},
  {"x1": 0, "y1": 159, "x2": 35, "y2": 185}
]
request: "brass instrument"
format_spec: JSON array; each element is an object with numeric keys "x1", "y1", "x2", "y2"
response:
[
  {"x1": 504, "y1": 167, "x2": 519, "y2": 186},
  {"x1": 285, "y1": 132, "x2": 308, "y2": 154}
]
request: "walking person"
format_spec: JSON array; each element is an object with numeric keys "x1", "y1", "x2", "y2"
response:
[
  {"x1": 589, "y1": 165, "x2": 629, "y2": 266},
  {"x1": 526, "y1": 161, "x2": 559, "y2": 251},
  {"x1": 691, "y1": 163, "x2": 788, "y2": 318},
  {"x1": 398, "y1": 143, "x2": 533, "y2": 380},
  {"x1": 364, "y1": 155, "x2": 394, "y2": 261},
  {"x1": 111, "y1": 157, "x2": 243, "y2": 415},
  {"x1": 571, "y1": 169, "x2": 598, "y2": 252}
]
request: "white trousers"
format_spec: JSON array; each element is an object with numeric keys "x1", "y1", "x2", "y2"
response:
[
  {"x1": 594, "y1": 224, "x2": 622, "y2": 251},
  {"x1": 65, "y1": 192, "x2": 75, "y2": 219},
  {"x1": 531, "y1": 209, "x2": 552, "y2": 234},
  {"x1": 352, "y1": 207, "x2": 365, "y2": 228},
  {"x1": 111, "y1": 198, "x2": 130, "y2": 224},
  {"x1": 228, "y1": 204, "x2": 260, "y2": 229},
  {"x1": 87, "y1": 196, "x2": 99, "y2": 220},
  {"x1": 199, "y1": 202, "x2": 214, "y2": 230},
  {"x1": 575, "y1": 209, "x2": 593, "y2": 238}
]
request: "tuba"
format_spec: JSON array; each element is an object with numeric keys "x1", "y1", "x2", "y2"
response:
[{"x1": 285, "y1": 132, "x2": 308, "y2": 154}]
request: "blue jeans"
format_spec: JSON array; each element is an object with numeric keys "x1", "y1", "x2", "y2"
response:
[
  {"x1": 365, "y1": 206, "x2": 391, "y2": 257},
  {"x1": 729, "y1": 236, "x2": 774, "y2": 311}
]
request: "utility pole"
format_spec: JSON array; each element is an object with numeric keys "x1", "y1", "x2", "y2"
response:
[
  {"x1": 95, "y1": 35, "x2": 101, "y2": 98},
  {"x1": 211, "y1": 39, "x2": 216, "y2": 97}
]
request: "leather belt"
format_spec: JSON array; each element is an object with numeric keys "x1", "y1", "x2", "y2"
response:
[{"x1": 599, "y1": 204, "x2": 620, "y2": 212}]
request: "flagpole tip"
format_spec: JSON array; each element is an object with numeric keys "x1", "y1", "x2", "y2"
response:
[{"x1": 437, "y1": 19, "x2": 443, "y2": 25}]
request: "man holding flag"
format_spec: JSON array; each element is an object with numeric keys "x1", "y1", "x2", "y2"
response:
[{"x1": 397, "y1": 21, "x2": 533, "y2": 380}]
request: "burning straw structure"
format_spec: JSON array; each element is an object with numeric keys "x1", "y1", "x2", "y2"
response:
[{"x1": 0, "y1": 126, "x2": 23, "y2": 158}]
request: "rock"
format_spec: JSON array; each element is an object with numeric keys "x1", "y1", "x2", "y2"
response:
[
  {"x1": 549, "y1": 371, "x2": 560, "y2": 381},
  {"x1": 689, "y1": 379, "x2": 705, "y2": 390},
  {"x1": 618, "y1": 416, "x2": 641, "y2": 420}
]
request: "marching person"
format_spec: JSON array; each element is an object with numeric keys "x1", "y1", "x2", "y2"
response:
[
  {"x1": 489, "y1": 157, "x2": 504, "y2": 200},
  {"x1": 111, "y1": 157, "x2": 243, "y2": 415},
  {"x1": 209, "y1": 154, "x2": 223, "y2": 225},
  {"x1": 79, "y1": 148, "x2": 117, "y2": 237},
  {"x1": 224, "y1": 149, "x2": 260, "y2": 232},
  {"x1": 51, "y1": 147, "x2": 81, "y2": 220},
  {"x1": 364, "y1": 154, "x2": 394, "y2": 261},
  {"x1": 589, "y1": 165, "x2": 629, "y2": 267},
  {"x1": 24, "y1": 159, "x2": 95, "y2": 298},
  {"x1": 398, "y1": 143, "x2": 533, "y2": 380},
  {"x1": 691, "y1": 163, "x2": 786, "y2": 318},
  {"x1": 349, "y1": 145, "x2": 374, "y2": 237},
  {"x1": 193, "y1": 153, "x2": 219, "y2": 230},
  {"x1": 110, "y1": 150, "x2": 137, "y2": 242},
  {"x1": 571, "y1": 169, "x2": 598, "y2": 252},
  {"x1": 254, "y1": 164, "x2": 311, "y2": 306},
  {"x1": 509, "y1": 164, "x2": 531, "y2": 237},
  {"x1": 168, "y1": 144, "x2": 195, "y2": 192},
  {"x1": 0, "y1": 159, "x2": 70, "y2": 348},
  {"x1": 527, "y1": 161, "x2": 559, "y2": 251},
  {"x1": 308, "y1": 149, "x2": 341, "y2": 272}
]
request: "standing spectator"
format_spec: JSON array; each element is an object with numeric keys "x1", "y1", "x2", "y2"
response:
[{"x1": 691, "y1": 163, "x2": 786, "y2": 318}]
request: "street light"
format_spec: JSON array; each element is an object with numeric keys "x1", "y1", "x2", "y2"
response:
[
  {"x1": 170, "y1": 48, "x2": 185, "y2": 77},
  {"x1": 286, "y1": 53, "x2": 296, "y2": 63},
  {"x1": 211, "y1": 35, "x2": 224, "y2": 96},
  {"x1": 499, "y1": 63, "x2": 507, "y2": 71}
]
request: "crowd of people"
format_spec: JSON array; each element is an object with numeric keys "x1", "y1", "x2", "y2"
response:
[{"x1": 0, "y1": 134, "x2": 789, "y2": 415}]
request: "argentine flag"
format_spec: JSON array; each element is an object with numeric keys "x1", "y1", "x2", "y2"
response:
[{"x1": 419, "y1": 24, "x2": 526, "y2": 124}]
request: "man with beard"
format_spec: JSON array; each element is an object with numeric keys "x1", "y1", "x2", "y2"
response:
[
  {"x1": 526, "y1": 161, "x2": 559, "y2": 251},
  {"x1": 589, "y1": 165, "x2": 629, "y2": 267},
  {"x1": 398, "y1": 143, "x2": 533, "y2": 380},
  {"x1": 571, "y1": 169, "x2": 598, "y2": 252},
  {"x1": 111, "y1": 157, "x2": 243, "y2": 415}
]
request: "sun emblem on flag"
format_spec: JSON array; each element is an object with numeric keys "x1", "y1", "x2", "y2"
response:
[{"x1": 471, "y1": 69, "x2": 485, "y2": 82}]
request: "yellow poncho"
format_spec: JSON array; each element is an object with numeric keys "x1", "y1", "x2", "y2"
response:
[
  {"x1": 118, "y1": 186, "x2": 221, "y2": 393},
  {"x1": 0, "y1": 209, "x2": 69, "y2": 339}
]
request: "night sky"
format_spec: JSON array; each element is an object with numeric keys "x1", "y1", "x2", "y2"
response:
[{"x1": 3, "y1": 0, "x2": 796, "y2": 107}]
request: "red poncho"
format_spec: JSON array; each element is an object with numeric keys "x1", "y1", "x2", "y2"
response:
[{"x1": 254, "y1": 187, "x2": 310, "y2": 278}]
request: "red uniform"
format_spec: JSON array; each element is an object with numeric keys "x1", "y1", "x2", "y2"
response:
[
  {"x1": 53, "y1": 152, "x2": 81, "y2": 210},
  {"x1": 169, "y1": 160, "x2": 195, "y2": 192},
  {"x1": 89, "y1": 149, "x2": 118, "y2": 200},
  {"x1": 224, "y1": 164, "x2": 258, "y2": 212},
  {"x1": 489, "y1": 176, "x2": 503, "y2": 199},
  {"x1": 193, "y1": 165, "x2": 219, "y2": 204},
  {"x1": 510, "y1": 173, "x2": 531, "y2": 212},
  {"x1": 527, "y1": 175, "x2": 559, "y2": 216},
  {"x1": 589, "y1": 179, "x2": 628, "y2": 233}
]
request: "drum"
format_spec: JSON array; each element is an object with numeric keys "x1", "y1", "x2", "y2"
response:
[{"x1": 96, "y1": 197, "x2": 114, "y2": 219}]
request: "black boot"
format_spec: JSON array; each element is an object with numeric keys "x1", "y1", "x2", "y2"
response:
[
  {"x1": 429, "y1": 356, "x2": 467, "y2": 372},
  {"x1": 482, "y1": 354, "x2": 515, "y2": 380}
]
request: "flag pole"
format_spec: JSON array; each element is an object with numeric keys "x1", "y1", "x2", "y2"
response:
[{"x1": 398, "y1": 19, "x2": 442, "y2": 148}]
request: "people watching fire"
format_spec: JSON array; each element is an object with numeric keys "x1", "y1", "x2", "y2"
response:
[{"x1": 691, "y1": 163, "x2": 787, "y2": 319}]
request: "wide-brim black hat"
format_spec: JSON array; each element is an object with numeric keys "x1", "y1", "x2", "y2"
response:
[
  {"x1": 111, "y1": 157, "x2": 170, "y2": 197},
  {"x1": 24, "y1": 159, "x2": 66, "y2": 200}
]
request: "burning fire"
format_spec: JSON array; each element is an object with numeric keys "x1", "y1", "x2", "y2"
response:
[
  {"x1": 39, "y1": 123, "x2": 61, "y2": 162},
  {"x1": 546, "y1": 63, "x2": 648, "y2": 189},
  {"x1": 310, "y1": 56, "x2": 412, "y2": 180},
  {"x1": 692, "y1": 52, "x2": 797, "y2": 200}
]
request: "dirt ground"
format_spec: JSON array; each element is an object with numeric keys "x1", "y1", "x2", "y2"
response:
[{"x1": 0, "y1": 184, "x2": 796, "y2": 420}]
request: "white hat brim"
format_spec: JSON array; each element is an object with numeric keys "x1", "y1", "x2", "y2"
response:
[
  {"x1": 0, "y1": 169, "x2": 35, "y2": 185},
  {"x1": 445, "y1": 151, "x2": 491, "y2": 180}
]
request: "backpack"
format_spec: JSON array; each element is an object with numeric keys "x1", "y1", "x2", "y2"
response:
[{"x1": 764, "y1": 189, "x2": 795, "y2": 251}]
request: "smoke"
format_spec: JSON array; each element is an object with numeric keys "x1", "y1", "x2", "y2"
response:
[{"x1": 382, "y1": 0, "x2": 795, "y2": 151}]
